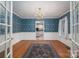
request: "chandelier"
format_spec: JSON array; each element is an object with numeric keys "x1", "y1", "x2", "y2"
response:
[{"x1": 36, "y1": 8, "x2": 43, "y2": 20}]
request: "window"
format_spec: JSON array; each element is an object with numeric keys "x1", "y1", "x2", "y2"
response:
[{"x1": 59, "y1": 16, "x2": 68, "y2": 39}]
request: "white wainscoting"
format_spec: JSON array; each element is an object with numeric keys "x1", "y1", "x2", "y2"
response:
[
  {"x1": 12, "y1": 32, "x2": 71, "y2": 46},
  {"x1": 12, "y1": 32, "x2": 59, "y2": 45},
  {"x1": 12, "y1": 32, "x2": 36, "y2": 45},
  {"x1": 44, "y1": 32, "x2": 59, "y2": 40}
]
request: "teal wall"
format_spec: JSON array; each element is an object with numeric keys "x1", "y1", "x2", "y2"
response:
[
  {"x1": 44, "y1": 18, "x2": 59, "y2": 32},
  {"x1": 13, "y1": 12, "x2": 70, "y2": 33},
  {"x1": 13, "y1": 14, "x2": 22, "y2": 33},
  {"x1": 13, "y1": 14, "x2": 59, "y2": 32},
  {"x1": 21, "y1": 19, "x2": 35, "y2": 32},
  {"x1": 44, "y1": 12, "x2": 70, "y2": 32},
  {"x1": 13, "y1": 14, "x2": 35, "y2": 32},
  {"x1": 43, "y1": 12, "x2": 70, "y2": 32}
]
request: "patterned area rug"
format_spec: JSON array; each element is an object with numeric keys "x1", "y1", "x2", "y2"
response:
[{"x1": 23, "y1": 44, "x2": 60, "y2": 58}]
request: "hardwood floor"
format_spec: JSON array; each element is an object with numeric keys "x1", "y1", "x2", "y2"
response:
[
  {"x1": 0, "y1": 40, "x2": 70, "y2": 58},
  {"x1": 51, "y1": 40, "x2": 70, "y2": 58},
  {"x1": 13, "y1": 40, "x2": 70, "y2": 58},
  {"x1": 13, "y1": 40, "x2": 31, "y2": 58}
]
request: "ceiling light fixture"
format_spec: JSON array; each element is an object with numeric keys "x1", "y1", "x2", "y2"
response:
[{"x1": 36, "y1": 8, "x2": 43, "y2": 20}]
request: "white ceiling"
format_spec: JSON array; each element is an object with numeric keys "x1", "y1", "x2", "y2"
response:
[{"x1": 13, "y1": 1, "x2": 70, "y2": 19}]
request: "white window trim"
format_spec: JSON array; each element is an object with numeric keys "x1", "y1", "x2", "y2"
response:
[{"x1": 58, "y1": 16, "x2": 68, "y2": 39}]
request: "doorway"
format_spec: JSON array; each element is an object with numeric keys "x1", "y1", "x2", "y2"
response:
[{"x1": 35, "y1": 20, "x2": 44, "y2": 40}]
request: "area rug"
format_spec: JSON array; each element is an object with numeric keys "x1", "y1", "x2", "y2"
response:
[{"x1": 23, "y1": 44, "x2": 60, "y2": 58}]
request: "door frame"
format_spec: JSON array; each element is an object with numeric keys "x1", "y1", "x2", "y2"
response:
[
  {"x1": 35, "y1": 20, "x2": 44, "y2": 40},
  {"x1": 70, "y1": 1, "x2": 79, "y2": 58},
  {"x1": 0, "y1": 1, "x2": 13, "y2": 58}
]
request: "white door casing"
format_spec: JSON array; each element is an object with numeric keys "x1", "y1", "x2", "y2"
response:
[
  {"x1": 0, "y1": 1, "x2": 13, "y2": 58},
  {"x1": 70, "y1": 1, "x2": 79, "y2": 58}
]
